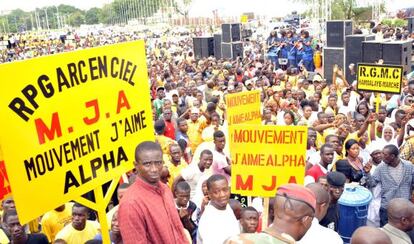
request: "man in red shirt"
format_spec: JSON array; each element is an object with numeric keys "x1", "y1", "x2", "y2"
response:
[
  {"x1": 163, "y1": 108, "x2": 176, "y2": 140},
  {"x1": 305, "y1": 143, "x2": 334, "y2": 185},
  {"x1": 118, "y1": 141, "x2": 189, "y2": 244}
]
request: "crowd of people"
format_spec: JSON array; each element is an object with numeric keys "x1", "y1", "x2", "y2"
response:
[{"x1": 1, "y1": 19, "x2": 414, "y2": 244}]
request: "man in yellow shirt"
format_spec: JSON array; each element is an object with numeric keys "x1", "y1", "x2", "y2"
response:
[
  {"x1": 154, "y1": 119, "x2": 177, "y2": 154},
  {"x1": 41, "y1": 202, "x2": 74, "y2": 242},
  {"x1": 187, "y1": 108, "x2": 207, "y2": 153},
  {"x1": 164, "y1": 144, "x2": 188, "y2": 189},
  {"x1": 55, "y1": 203, "x2": 100, "y2": 243}
]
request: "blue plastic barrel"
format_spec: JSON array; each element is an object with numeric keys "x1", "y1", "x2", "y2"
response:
[{"x1": 338, "y1": 185, "x2": 372, "y2": 244}]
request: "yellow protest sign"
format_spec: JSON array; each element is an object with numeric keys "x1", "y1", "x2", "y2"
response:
[
  {"x1": 357, "y1": 63, "x2": 403, "y2": 94},
  {"x1": 225, "y1": 90, "x2": 261, "y2": 126},
  {"x1": 241, "y1": 15, "x2": 248, "y2": 23},
  {"x1": 229, "y1": 125, "x2": 307, "y2": 197},
  {"x1": 0, "y1": 40, "x2": 154, "y2": 224}
]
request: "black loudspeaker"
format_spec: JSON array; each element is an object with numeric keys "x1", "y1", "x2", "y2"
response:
[
  {"x1": 326, "y1": 20, "x2": 353, "y2": 47},
  {"x1": 345, "y1": 34, "x2": 375, "y2": 82},
  {"x1": 193, "y1": 37, "x2": 202, "y2": 59},
  {"x1": 232, "y1": 42, "x2": 243, "y2": 59},
  {"x1": 362, "y1": 41, "x2": 383, "y2": 63},
  {"x1": 193, "y1": 37, "x2": 214, "y2": 59},
  {"x1": 214, "y1": 34, "x2": 222, "y2": 59},
  {"x1": 382, "y1": 41, "x2": 412, "y2": 76},
  {"x1": 231, "y1": 24, "x2": 241, "y2": 42},
  {"x1": 222, "y1": 43, "x2": 232, "y2": 59},
  {"x1": 221, "y1": 42, "x2": 244, "y2": 60},
  {"x1": 408, "y1": 17, "x2": 414, "y2": 33},
  {"x1": 222, "y1": 24, "x2": 231, "y2": 43},
  {"x1": 323, "y1": 47, "x2": 345, "y2": 84},
  {"x1": 221, "y1": 23, "x2": 241, "y2": 43}
]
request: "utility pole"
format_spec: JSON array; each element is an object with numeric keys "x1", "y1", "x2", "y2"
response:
[
  {"x1": 44, "y1": 8, "x2": 50, "y2": 30},
  {"x1": 55, "y1": 6, "x2": 60, "y2": 29},
  {"x1": 30, "y1": 14, "x2": 34, "y2": 31}
]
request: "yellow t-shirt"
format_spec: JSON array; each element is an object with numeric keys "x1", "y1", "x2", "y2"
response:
[
  {"x1": 155, "y1": 135, "x2": 177, "y2": 155},
  {"x1": 187, "y1": 118, "x2": 207, "y2": 153},
  {"x1": 0, "y1": 228, "x2": 9, "y2": 243},
  {"x1": 163, "y1": 156, "x2": 188, "y2": 189},
  {"x1": 41, "y1": 202, "x2": 74, "y2": 242},
  {"x1": 55, "y1": 220, "x2": 100, "y2": 243}
]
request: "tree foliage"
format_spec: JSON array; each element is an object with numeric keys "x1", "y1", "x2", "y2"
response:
[
  {"x1": 0, "y1": 0, "x2": 190, "y2": 32},
  {"x1": 299, "y1": 0, "x2": 384, "y2": 22},
  {"x1": 85, "y1": 8, "x2": 101, "y2": 25}
]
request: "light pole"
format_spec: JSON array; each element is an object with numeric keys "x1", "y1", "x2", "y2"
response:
[
  {"x1": 55, "y1": 6, "x2": 61, "y2": 29},
  {"x1": 44, "y1": 8, "x2": 50, "y2": 30}
]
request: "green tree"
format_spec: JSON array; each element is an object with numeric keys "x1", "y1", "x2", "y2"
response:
[
  {"x1": 298, "y1": 0, "x2": 384, "y2": 22},
  {"x1": 68, "y1": 11, "x2": 86, "y2": 27},
  {"x1": 7, "y1": 9, "x2": 28, "y2": 32},
  {"x1": 85, "y1": 8, "x2": 102, "y2": 25},
  {"x1": 99, "y1": 4, "x2": 115, "y2": 24}
]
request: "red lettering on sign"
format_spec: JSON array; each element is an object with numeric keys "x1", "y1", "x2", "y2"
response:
[
  {"x1": 235, "y1": 174, "x2": 253, "y2": 191},
  {"x1": 35, "y1": 112, "x2": 62, "y2": 144},
  {"x1": 262, "y1": 176, "x2": 277, "y2": 191},
  {"x1": 116, "y1": 90, "x2": 131, "y2": 114},
  {"x1": 288, "y1": 176, "x2": 297, "y2": 184},
  {"x1": 83, "y1": 99, "x2": 100, "y2": 125}
]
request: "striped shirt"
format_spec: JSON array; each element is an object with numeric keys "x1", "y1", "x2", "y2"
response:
[{"x1": 365, "y1": 159, "x2": 414, "y2": 209}]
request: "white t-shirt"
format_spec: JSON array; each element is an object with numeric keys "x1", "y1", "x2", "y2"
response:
[
  {"x1": 338, "y1": 104, "x2": 352, "y2": 116},
  {"x1": 297, "y1": 218, "x2": 343, "y2": 244},
  {"x1": 181, "y1": 162, "x2": 211, "y2": 202},
  {"x1": 197, "y1": 204, "x2": 240, "y2": 244}
]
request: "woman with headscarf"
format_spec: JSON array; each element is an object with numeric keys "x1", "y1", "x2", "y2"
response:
[{"x1": 370, "y1": 125, "x2": 398, "y2": 150}]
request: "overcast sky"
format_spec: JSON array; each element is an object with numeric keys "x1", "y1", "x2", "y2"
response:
[{"x1": 0, "y1": 0, "x2": 413, "y2": 16}]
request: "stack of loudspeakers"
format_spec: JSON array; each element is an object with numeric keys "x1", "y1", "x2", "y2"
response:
[
  {"x1": 323, "y1": 20, "x2": 353, "y2": 83},
  {"x1": 345, "y1": 34, "x2": 375, "y2": 82},
  {"x1": 193, "y1": 37, "x2": 214, "y2": 59},
  {"x1": 221, "y1": 23, "x2": 244, "y2": 60},
  {"x1": 362, "y1": 40, "x2": 412, "y2": 76}
]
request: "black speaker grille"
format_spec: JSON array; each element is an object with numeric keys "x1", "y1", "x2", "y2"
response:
[
  {"x1": 222, "y1": 24, "x2": 231, "y2": 43},
  {"x1": 323, "y1": 47, "x2": 344, "y2": 84}
]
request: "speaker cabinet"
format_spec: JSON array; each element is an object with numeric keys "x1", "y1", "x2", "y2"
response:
[
  {"x1": 362, "y1": 41, "x2": 383, "y2": 63},
  {"x1": 193, "y1": 37, "x2": 214, "y2": 59},
  {"x1": 193, "y1": 37, "x2": 202, "y2": 59},
  {"x1": 214, "y1": 34, "x2": 222, "y2": 59},
  {"x1": 345, "y1": 34, "x2": 375, "y2": 82},
  {"x1": 221, "y1": 42, "x2": 244, "y2": 60},
  {"x1": 382, "y1": 41, "x2": 412, "y2": 76},
  {"x1": 221, "y1": 23, "x2": 241, "y2": 43},
  {"x1": 231, "y1": 24, "x2": 241, "y2": 42},
  {"x1": 326, "y1": 20, "x2": 353, "y2": 47},
  {"x1": 232, "y1": 42, "x2": 243, "y2": 58},
  {"x1": 323, "y1": 47, "x2": 345, "y2": 84}
]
